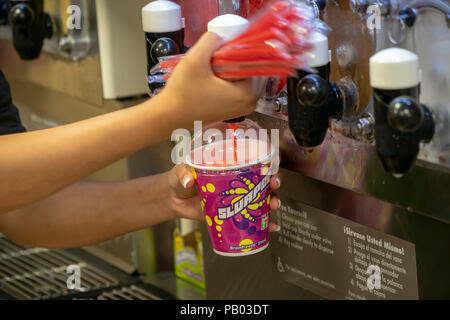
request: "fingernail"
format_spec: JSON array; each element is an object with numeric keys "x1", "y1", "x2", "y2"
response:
[
  {"x1": 275, "y1": 225, "x2": 281, "y2": 232},
  {"x1": 276, "y1": 177, "x2": 281, "y2": 187},
  {"x1": 183, "y1": 177, "x2": 192, "y2": 189},
  {"x1": 277, "y1": 199, "x2": 282, "y2": 209}
]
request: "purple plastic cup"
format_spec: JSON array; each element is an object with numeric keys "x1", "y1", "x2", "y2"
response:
[{"x1": 186, "y1": 139, "x2": 274, "y2": 257}]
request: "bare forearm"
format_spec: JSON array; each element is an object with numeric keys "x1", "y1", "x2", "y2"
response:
[
  {"x1": 0, "y1": 175, "x2": 174, "y2": 248},
  {"x1": 0, "y1": 92, "x2": 190, "y2": 213},
  {"x1": 0, "y1": 32, "x2": 263, "y2": 215}
]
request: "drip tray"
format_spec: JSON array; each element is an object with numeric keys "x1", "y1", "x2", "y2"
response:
[{"x1": 0, "y1": 235, "x2": 172, "y2": 300}]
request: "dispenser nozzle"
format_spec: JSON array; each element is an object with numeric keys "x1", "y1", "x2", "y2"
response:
[
  {"x1": 7, "y1": 0, "x2": 53, "y2": 60},
  {"x1": 370, "y1": 48, "x2": 435, "y2": 177}
]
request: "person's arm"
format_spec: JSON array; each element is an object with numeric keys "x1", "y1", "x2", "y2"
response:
[
  {"x1": 0, "y1": 33, "x2": 265, "y2": 214},
  {"x1": 0, "y1": 165, "x2": 281, "y2": 248}
]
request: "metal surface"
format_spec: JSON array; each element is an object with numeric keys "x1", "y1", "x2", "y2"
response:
[
  {"x1": 4, "y1": 78, "x2": 145, "y2": 274},
  {"x1": 287, "y1": 0, "x2": 450, "y2": 169},
  {"x1": 0, "y1": 0, "x2": 200, "y2": 297},
  {"x1": 142, "y1": 272, "x2": 206, "y2": 300},
  {"x1": 0, "y1": 0, "x2": 98, "y2": 61},
  {"x1": 201, "y1": 0, "x2": 449, "y2": 300},
  {"x1": 272, "y1": 199, "x2": 420, "y2": 300},
  {"x1": 93, "y1": 285, "x2": 160, "y2": 300},
  {"x1": 273, "y1": 169, "x2": 449, "y2": 299},
  {"x1": 83, "y1": 238, "x2": 137, "y2": 275},
  {"x1": 251, "y1": 0, "x2": 450, "y2": 219},
  {"x1": 202, "y1": 222, "x2": 322, "y2": 300},
  {"x1": 375, "y1": 0, "x2": 450, "y2": 169},
  {"x1": 127, "y1": 138, "x2": 210, "y2": 300},
  {"x1": 0, "y1": 234, "x2": 173, "y2": 300},
  {"x1": 49, "y1": 0, "x2": 98, "y2": 61},
  {"x1": 0, "y1": 235, "x2": 121, "y2": 300},
  {"x1": 0, "y1": 0, "x2": 103, "y2": 105},
  {"x1": 128, "y1": 139, "x2": 178, "y2": 275},
  {"x1": 250, "y1": 112, "x2": 449, "y2": 223},
  {"x1": 323, "y1": 0, "x2": 375, "y2": 116},
  {"x1": 203, "y1": 167, "x2": 449, "y2": 299},
  {"x1": 0, "y1": 0, "x2": 154, "y2": 274},
  {"x1": 0, "y1": 39, "x2": 104, "y2": 106},
  {"x1": 42, "y1": 0, "x2": 98, "y2": 61},
  {"x1": 0, "y1": 0, "x2": 446, "y2": 301}
]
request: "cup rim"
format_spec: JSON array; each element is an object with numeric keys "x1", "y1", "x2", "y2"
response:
[{"x1": 185, "y1": 147, "x2": 276, "y2": 172}]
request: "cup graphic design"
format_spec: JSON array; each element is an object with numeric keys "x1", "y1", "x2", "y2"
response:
[{"x1": 187, "y1": 138, "x2": 273, "y2": 256}]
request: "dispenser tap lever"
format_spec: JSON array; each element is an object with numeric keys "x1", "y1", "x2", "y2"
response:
[
  {"x1": 370, "y1": 48, "x2": 435, "y2": 177},
  {"x1": 387, "y1": 96, "x2": 423, "y2": 133}
]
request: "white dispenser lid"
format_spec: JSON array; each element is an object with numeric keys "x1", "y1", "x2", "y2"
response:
[
  {"x1": 308, "y1": 31, "x2": 329, "y2": 68},
  {"x1": 142, "y1": 0, "x2": 182, "y2": 33},
  {"x1": 370, "y1": 48, "x2": 420, "y2": 90},
  {"x1": 207, "y1": 14, "x2": 249, "y2": 41}
]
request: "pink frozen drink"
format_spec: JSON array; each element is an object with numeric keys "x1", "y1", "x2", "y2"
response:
[{"x1": 187, "y1": 138, "x2": 273, "y2": 256}]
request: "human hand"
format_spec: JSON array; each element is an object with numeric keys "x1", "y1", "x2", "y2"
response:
[
  {"x1": 167, "y1": 164, "x2": 281, "y2": 232},
  {"x1": 161, "y1": 32, "x2": 266, "y2": 125}
]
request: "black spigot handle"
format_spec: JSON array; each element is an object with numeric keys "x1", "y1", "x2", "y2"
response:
[
  {"x1": 7, "y1": 0, "x2": 53, "y2": 60},
  {"x1": 420, "y1": 104, "x2": 435, "y2": 143},
  {"x1": 296, "y1": 74, "x2": 330, "y2": 107},
  {"x1": 315, "y1": 0, "x2": 328, "y2": 11},
  {"x1": 0, "y1": 0, "x2": 11, "y2": 25},
  {"x1": 309, "y1": 0, "x2": 327, "y2": 11},
  {"x1": 387, "y1": 96, "x2": 423, "y2": 133},
  {"x1": 296, "y1": 74, "x2": 343, "y2": 118},
  {"x1": 288, "y1": 72, "x2": 343, "y2": 148},
  {"x1": 328, "y1": 81, "x2": 344, "y2": 119},
  {"x1": 43, "y1": 12, "x2": 52, "y2": 39},
  {"x1": 373, "y1": 90, "x2": 436, "y2": 177},
  {"x1": 8, "y1": 2, "x2": 34, "y2": 27},
  {"x1": 398, "y1": 8, "x2": 417, "y2": 27},
  {"x1": 387, "y1": 96, "x2": 435, "y2": 142}
]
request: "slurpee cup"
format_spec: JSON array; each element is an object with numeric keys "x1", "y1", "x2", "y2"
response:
[{"x1": 186, "y1": 120, "x2": 275, "y2": 256}]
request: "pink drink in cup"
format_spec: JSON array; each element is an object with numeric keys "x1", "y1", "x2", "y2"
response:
[{"x1": 187, "y1": 123, "x2": 274, "y2": 256}]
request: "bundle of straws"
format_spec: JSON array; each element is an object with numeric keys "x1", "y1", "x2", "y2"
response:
[{"x1": 150, "y1": 0, "x2": 316, "y2": 82}]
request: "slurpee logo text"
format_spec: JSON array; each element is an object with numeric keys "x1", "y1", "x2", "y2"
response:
[{"x1": 218, "y1": 175, "x2": 271, "y2": 220}]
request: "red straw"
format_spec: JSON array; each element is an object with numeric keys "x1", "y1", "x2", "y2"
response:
[{"x1": 154, "y1": 0, "x2": 314, "y2": 82}]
